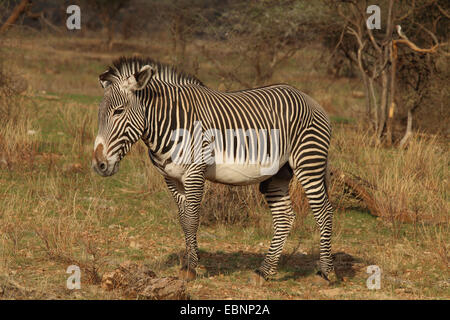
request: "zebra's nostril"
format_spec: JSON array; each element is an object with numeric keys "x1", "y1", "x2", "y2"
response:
[{"x1": 99, "y1": 162, "x2": 106, "y2": 171}]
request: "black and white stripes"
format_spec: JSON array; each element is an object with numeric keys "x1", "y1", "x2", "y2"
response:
[{"x1": 93, "y1": 56, "x2": 334, "y2": 282}]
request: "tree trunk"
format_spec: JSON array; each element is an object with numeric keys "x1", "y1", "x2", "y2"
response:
[
  {"x1": 0, "y1": 0, "x2": 30, "y2": 33},
  {"x1": 107, "y1": 22, "x2": 114, "y2": 50},
  {"x1": 385, "y1": 44, "x2": 397, "y2": 146},
  {"x1": 377, "y1": 0, "x2": 395, "y2": 142},
  {"x1": 377, "y1": 70, "x2": 389, "y2": 140},
  {"x1": 367, "y1": 77, "x2": 378, "y2": 133},
  {"x1": 399, "y1": 109, "x2": 413, "y2": 148}
]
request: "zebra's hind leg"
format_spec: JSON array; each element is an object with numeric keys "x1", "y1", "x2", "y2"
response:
[
  {"x1": 255, "y1": 165, "x2": 295, "y2": 283},
  {"x1": 293, "y1": 164, "x2": 334, "y2": 280}
]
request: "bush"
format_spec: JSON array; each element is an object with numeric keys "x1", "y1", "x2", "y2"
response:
[{"x1": 200, "y1": 182, "x2": 265, "y2": 226}]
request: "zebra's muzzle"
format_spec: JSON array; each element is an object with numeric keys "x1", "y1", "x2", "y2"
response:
[
  {"x1": 92, "y1": 143, "x2": 120, "y2": 177},
  {"x1": 92, "y1": 157, "x2": 120, "y2": 177}
]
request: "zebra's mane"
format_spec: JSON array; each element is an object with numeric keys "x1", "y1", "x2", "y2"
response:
[{"x1": 101, "y1": 56, "x2": 204, "y2": 87}]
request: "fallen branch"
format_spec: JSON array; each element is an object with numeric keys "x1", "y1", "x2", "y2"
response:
[
  {"x1": 329, "y1": 167, "x2": 428, "y2": 223},
  {"x1": 330, "y1": 167, "x2": 381, "y2": 218},
  {"x1": 101, "y1": 262, "x2": 189, "y2": 300}
]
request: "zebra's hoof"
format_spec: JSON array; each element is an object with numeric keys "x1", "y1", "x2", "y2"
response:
[
  {"x1": 316, "y1": 270, "x2": 330, "y2": 281},
  {"x1": 251, "y1": 271, "x2": 266, "y2": 286},
  {"x1": 179, "y1": 268, "x2": 196, "y2": 281},
  {"x1": 316, "y1": 270, "x2": 334, "y2": 285}
]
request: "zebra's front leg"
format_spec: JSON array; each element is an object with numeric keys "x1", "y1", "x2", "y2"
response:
[
  {"x1": 165, "y1": 177, "x2": 186, "y2": 215},
  {"x1": 177, "y1": 168, "x2": 205, "y2": 281},
  {"x1": 165, "y1": 177, "x2": 195, "y2": 279},
  {"x1": 255, "y1": 169, "x2": 295, "y2": 284}
]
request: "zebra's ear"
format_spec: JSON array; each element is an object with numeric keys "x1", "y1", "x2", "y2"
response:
[
  {"x1": 99, "y1": 70, "x2": 112, "y2": 89},
  {"x1": 124, "y1": 65, "x2": 155, "y2": 91}
]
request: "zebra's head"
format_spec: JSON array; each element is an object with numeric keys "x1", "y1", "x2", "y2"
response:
[{"x1": 92, "y1": 64, "x2": 155, "y2": 177}]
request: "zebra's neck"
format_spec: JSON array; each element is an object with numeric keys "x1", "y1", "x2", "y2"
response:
[{"x1": 140, "y1": 81, "x2": 199, "y2": 160}]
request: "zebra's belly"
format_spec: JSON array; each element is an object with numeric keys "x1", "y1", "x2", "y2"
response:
[
  {"x1": 205, "y1": 163, "x2": 283, "y2": 186},
  {"x1": 153, "y1": 155, "x2": 288, "y2": 186}
]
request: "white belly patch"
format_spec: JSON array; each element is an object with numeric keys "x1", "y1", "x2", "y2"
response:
[
  {"x1": 205, "y1": 163, "x2": 280, "y2": 185},
  {"x1": 152, "y1": 153, "x2": 287, "y2": 186}
]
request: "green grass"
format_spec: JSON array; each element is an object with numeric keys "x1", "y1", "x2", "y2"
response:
[
  {"x1": 36, "y1": 92, "x2": 102, "y2": 105},
  {"x1": 330, "y1": 115, "x2": 355, "y2": 124}
]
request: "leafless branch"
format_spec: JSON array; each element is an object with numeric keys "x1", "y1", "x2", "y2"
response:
[
  {"x1": 194, "y1": 43, "x2": 252, "y2": 89},
  {"x1": 394, "y1": 25, "x2": 439, "y2": 54},
  {"x1": 414, "y1": 23, "x2": 439, "y2": 46},
  {"x1": 436, "y1": 2, "x2": 450, "y2": 19}
]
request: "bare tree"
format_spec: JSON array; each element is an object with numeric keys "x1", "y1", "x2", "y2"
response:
[
  {"x1": 393, "y1": 25, "x2": 441, "y2": 147},
  {"x1": 82, "y1": 0, "x2": 131, "y2": 49},
  {"x1": 197, "y1": 0, "x2": 335, "y2": 88},
  {"x1": 148, "y1": 0, "x2": 225, "y2": 70},
  {"x1": 334, "y1": 0, "x2": 447, "y2": 145}
]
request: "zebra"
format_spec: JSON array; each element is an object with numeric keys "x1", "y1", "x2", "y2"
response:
[{"x1": 92, "y1": 57, "x2": 334, "y2": 283}]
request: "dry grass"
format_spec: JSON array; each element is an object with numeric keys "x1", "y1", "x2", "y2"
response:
[
  {"x1": 0, "y1": 59, "x2": 38, "y2": 170},
  {"x1": 0, "y1": 110, "x2": 39, "y2": 170},
  {"x1": 330, "y1": 124, "x2": 449, "y2": 226}
]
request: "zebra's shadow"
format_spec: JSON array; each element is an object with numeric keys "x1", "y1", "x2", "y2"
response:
[{"x1": 163, "y1": 250, "x2": 365, "y2": 281}]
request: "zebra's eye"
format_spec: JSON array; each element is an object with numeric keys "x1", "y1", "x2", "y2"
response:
[{"x1": 112, "y1": 106, "x2": 124, "y2": 116}]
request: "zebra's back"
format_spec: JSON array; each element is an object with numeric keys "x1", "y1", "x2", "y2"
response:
[{"x1": 177, "y1": 84, "x2": 331, "y2": 185}]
